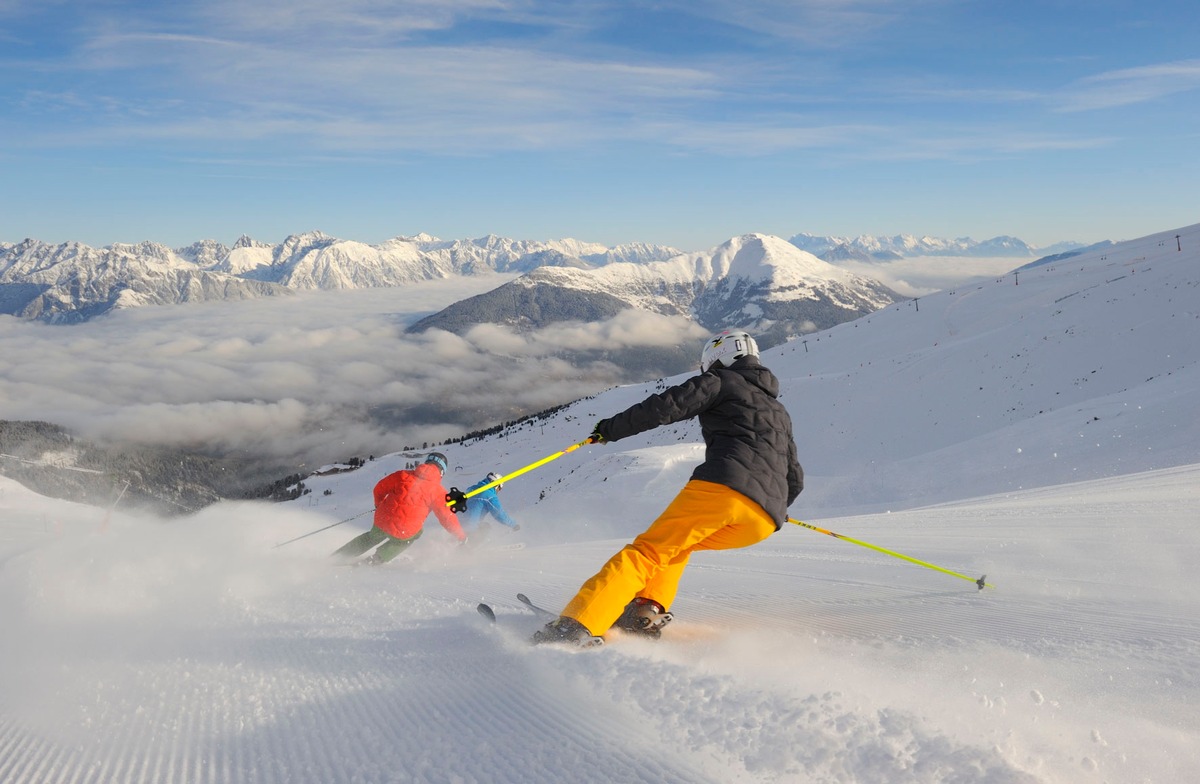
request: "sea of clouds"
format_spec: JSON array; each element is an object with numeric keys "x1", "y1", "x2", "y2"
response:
[{"x1": 0, "y1": 278, "x2": 706, "y2": 466}]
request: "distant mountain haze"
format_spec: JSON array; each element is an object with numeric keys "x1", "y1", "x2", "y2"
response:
[{"x1": 788, "y1": 232, "x2": 1083, "y2": 260}]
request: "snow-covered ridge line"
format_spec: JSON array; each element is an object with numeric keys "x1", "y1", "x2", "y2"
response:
[
  {"x1": 0, "y1": 232, "x2": 686, "y2": 323},
  {"x1": 0, "y1": 227, "x2": 1081, "y2": 323}
]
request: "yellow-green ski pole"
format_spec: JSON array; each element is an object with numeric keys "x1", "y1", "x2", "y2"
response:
[
  {"x1": 277, "y1": 440, "x2": 597, "y2": 546},
  {"x1": 445, "y1": 438, "x2": 594, "y2": 510},
  {"x1": 788, "y1": 517, "x2": 992, "y2": 590}
]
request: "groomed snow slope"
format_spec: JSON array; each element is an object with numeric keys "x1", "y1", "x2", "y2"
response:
[
  {"x1": 2, "y1": 467, "x2": 1197, "y2": 783},
  {"x1": 1, "y1": 222, "x2": 1199, "y2": 783}
]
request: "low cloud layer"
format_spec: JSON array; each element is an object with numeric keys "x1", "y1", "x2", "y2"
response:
[
  {"x1": 827, "y1": 255, "x2": 1024, "y2": 297},
  {"x1": 0, "y1": 280, "x2": 706, "y2": 467}
]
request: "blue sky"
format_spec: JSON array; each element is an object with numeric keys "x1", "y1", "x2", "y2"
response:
[{"x1": 2, "y1": 0, "x2": 1198, "y2": 251}]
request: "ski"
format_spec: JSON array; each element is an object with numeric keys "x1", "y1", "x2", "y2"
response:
[
  {"x1": 476, "y1": 595, "x2": 603, "y2": 648},
  {"x1": 516, "y1": 592, "x2": 556, "y2": 618},
  {"x1": 477, "y1": 593, "x2": 555, "y2": 621}
]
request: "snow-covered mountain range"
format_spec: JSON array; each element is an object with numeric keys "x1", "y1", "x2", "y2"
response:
[
  {"x1": 790, "y1": 232, "x2": 1082, "y2": 261},
  {"x1": 410, "y1": 233, "x2": 904, "y2": 347},
  {"x1": 0, "y1": 229, "x2": 1069, "y2": 324},
  {"x1": 0, "y1": 233, "x2": 684, "y2": 324}
]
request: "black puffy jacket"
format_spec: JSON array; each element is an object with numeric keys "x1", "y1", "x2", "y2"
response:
[{"x1": 595, "y1": 355, "x2": 803, "y2": 529}]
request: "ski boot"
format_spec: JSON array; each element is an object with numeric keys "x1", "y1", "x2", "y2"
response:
[
  {"x1": 614, "y1": 597, "x2": 673, "y2": 639},
  {"x1": 532, "y1": 617, "x2": 604, "y2": 648}
]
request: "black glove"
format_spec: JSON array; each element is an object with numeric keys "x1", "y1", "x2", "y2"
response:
[
  {"x1": 446, "y1": 487, "x2": 467, "y2": 513},
  {"x1": 589, "y1": 419, "x2": 609, "y2": 444}
]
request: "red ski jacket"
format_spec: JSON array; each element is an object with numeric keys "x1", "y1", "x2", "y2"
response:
[{"x1": 372, "y1": 463, "x2": 466, "y2": 542}]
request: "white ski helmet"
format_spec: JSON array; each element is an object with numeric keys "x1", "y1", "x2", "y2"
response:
[
  {"x1": 700, "y1": 330, "x2": 759, "y2": 373},
  {"x1": 486, "y1": 471, "x2": 503, "y2": 490}
]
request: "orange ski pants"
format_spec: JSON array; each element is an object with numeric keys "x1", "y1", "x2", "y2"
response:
[{"x1": 562, "y1": 479, "x2": 777, "y2": 635}]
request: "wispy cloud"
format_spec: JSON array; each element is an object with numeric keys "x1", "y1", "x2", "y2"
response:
[
  {"x1": 9, "y1": 0, "x2": 913, "y2": 157},
  {"x1": 14, "y1": 0, "x2": 1131, "y2": 167},
  {"x1": 674, "y1": 0, "x2": 903, "y2": 46},
  {"x1": 634, "y1": 118, "x2": 879, "y2": 156},
  {"x1": 195, "y1": 0, "x2": 515, "y2": 40},
  {"x1": 48, "y1": 25, "x2": 724, "y2": 152},
  {"x1": 1057, "y1": 59, "x2": 1200, "y2": 112}
]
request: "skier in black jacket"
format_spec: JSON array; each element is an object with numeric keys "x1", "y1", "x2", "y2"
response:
[{"x1": 535, "y1": 330, "x2": 804, "y2": 646}]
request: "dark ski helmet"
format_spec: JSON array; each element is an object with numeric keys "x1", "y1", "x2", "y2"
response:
[
  {"x1": 486, "y1": 471, "x2": 503, "y2": 490},
  {"x1": 425, "y1": 452, "x2": 448, "y2": 475},
  {"x1": 700, "y1": 330, "x2": 759, "y2": 372}
]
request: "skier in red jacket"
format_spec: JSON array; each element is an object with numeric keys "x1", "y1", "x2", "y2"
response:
[{"x1": 332, "y1": 452, "x2": 467, "y2": 565}]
